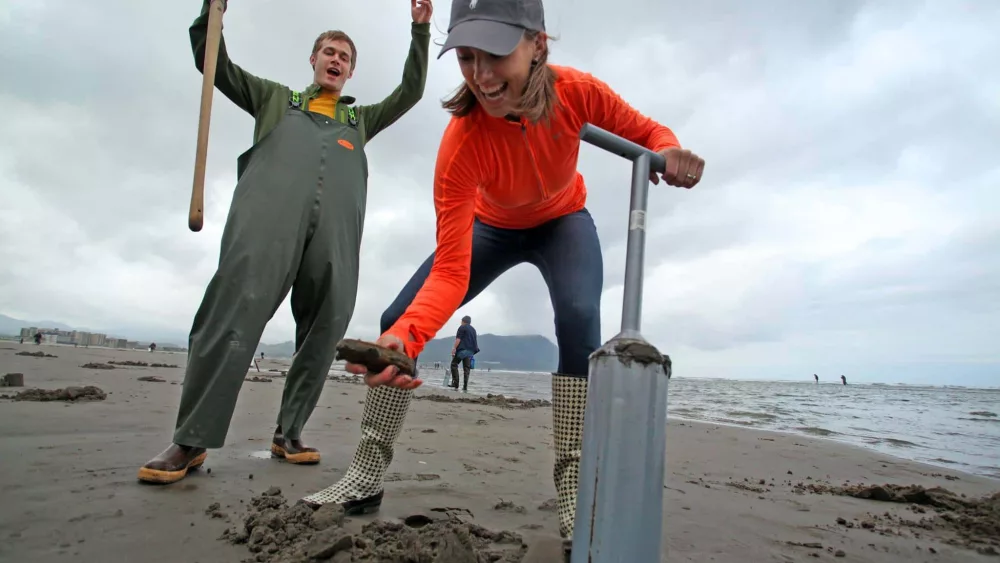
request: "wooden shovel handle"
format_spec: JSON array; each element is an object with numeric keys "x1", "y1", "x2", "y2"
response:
[{"x1": 189, "y1": 0, "x2": 225, "y2": 232}]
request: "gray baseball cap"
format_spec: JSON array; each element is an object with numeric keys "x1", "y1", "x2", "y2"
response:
[{"x1": 438, "y1": 0, "x2": 546, "y2": 59}]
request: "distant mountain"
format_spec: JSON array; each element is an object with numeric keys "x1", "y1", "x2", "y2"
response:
[
  {"x1": 0, "y1": 314, "x2": 185, "y2": 347},
  {"x1": 419, "y1": 333, "x2": 558, "y2": 372},
  {"x1": 0, "y1": 314, "x2": 74, "y2": 336},
  {"x1": 1, "y1": 314, "x2": 557, "y2": 371}
]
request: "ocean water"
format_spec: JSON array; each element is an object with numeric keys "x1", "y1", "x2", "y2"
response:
[{"x1": 413, "y1": 367, "x2": 1000, "y2": 480}]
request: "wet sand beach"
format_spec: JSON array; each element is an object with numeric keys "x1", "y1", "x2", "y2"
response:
[{"x1": 1, "y1": 344, "x2": 997, "y2": 562}]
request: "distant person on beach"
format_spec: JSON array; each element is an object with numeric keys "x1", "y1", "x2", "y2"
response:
[
  {"x1": 300, "y1": 0, "x2": 705, "y2": 550},
  {"x1": 449, "y1": 315, "x2": 479, "y2": 391},
  {"x1": 137, "y1": 0, "x2": 433, "y2": 485},
  {"x1": 814, "y1": 374, "x2": 819, "y2": 383},
  {"x1": 841, "y1": 375, "x2": 847, "y2": 385}
]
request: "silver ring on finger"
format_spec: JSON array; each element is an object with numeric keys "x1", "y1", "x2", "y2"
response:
[{"x1": 686, "y1": 173, "x2": 697, "y2": 180}]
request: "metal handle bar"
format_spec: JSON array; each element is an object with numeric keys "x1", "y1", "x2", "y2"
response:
[
  {"x1": 579, "y1": 123, "x2": 667, "y2": 174},
  {"x1": 578, "y1": 122, "x2": 665, "y2": 333}
]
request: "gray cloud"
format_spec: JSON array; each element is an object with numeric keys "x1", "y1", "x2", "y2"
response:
[{"x1": 1, "y1": 0, "x2": 997, "y2": 385}]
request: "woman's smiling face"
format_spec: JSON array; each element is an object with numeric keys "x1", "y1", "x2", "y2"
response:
[{"x1": 455, "y1": 33, "x2": 544, "y2": 117}]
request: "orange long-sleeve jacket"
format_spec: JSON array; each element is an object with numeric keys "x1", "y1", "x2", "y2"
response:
[{"x1": 384, "y1": 64, "x2": 681, "y2": 359}]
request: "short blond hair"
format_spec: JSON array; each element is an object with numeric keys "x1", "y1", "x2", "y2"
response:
[{"x1": 312, "y1": 30, "x2": 358, "y2": 72}]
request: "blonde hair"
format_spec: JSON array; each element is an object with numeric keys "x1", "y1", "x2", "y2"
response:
[
  {"x1": 312, "y1": 30, "x2": 358, "y2": 72},
  {"x1": 441, "y1": 31, "x2": 558, "y2": 123}
]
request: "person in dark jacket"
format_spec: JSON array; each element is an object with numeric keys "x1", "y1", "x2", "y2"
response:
[
  {"x1": 449, "y1": 315, "x2": 479, "y2": 390},
  {"x1": 137, "y1": 0, "x2": 433, "y2": 485}
]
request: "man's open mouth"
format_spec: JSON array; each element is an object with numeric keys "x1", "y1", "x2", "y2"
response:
[{"x1": 327, "y1": 67, "x2": 342, "y2": 78}]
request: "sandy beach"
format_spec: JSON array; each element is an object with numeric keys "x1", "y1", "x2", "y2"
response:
[{"x1": 1, "y1": 343, "x2": 997, "y2": 562}]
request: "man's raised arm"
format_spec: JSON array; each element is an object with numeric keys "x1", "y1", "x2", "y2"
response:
[
  {"x1": 189, "y1": 0, "x2": 280, "y2": 117},
  {"x1": 358, "y1": 2, "x2": 433, "y2": 143}
]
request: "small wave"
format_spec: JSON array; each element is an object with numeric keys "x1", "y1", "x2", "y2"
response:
[
  {"x1": 713, "y1": 418, "x2": 756, "y2": 426},
  {"x1": 726, "y1": 411, "x2": 779, "y2": 422},
  {"x1": 797, "y1": 426, "x2": 839, "y2": 437},
  {"x1": 958, "y1": 417, "x2": 1000, "y2": 423},
  {"x1": 874, "y1": 438, "x2": 921, "y2": 448},
  {"x1": 929, "y1": 457, "x2": 967, "y2": 465},
  {"x1": 969, "y1": 411, "x2": 997, "y2": 417}
]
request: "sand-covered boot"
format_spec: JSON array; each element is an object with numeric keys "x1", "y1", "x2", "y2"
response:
[
  {"x1": 300, "y1": 385, "x2": 413, "y2": 514},
  {"x1": 551, "y1": 374, "x2": 588, "y2": 541}
]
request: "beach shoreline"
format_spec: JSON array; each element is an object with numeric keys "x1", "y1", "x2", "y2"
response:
[{"x1": 1, "y1": 344, "x2": 997, "y2": 562}]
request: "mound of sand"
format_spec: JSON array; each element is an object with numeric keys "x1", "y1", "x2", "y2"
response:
[
  {"x1": 8, "y1": 386, "x2": 107, "y2": 402},
  {"x1": 220, "y1": 487, "x2": 527, "y2": 563},
  {"x1": 798, "y1": 482, "x2": 999, "y2": 553},
  {"x1": 327, "y1": 375, "x2": 362, "y2": 385},
  {"x1": 16, "y1": 350, "x2": 57, "y2": 358}
]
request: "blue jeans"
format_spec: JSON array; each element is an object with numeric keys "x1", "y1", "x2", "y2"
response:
[{"x1": 380, "y1": 209, "x2": 603, "y2": 377}]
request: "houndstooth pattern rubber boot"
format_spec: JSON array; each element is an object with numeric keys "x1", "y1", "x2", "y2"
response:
[
  {"x1": 300, "y1": 385, "x2": 413, "y2": 513},
  {"x1": 551, "y1": 374, "x2": 588, "y2": 541}
]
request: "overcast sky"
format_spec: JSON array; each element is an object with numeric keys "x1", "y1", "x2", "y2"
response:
[{"x1": 1, "y1": 0, "x2": 997, "y2": 386}]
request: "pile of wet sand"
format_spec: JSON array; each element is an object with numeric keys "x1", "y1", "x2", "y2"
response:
[
  {"x1": 16, "y1": 350, "x2": 57, "y2": 358},
  {"x1": 5, "y1": 385, "x2": 107, "y2": 402},
  {"x1": 324, "y1": 378, "x2": 550, "y2": 409},
  {"x1": 414, "y1": 394, "x2": 551, "y2": 410},
  {"x1": 219, "y1": 487, "x2": 527, "y2": 562},
  {"x1": 108, "y1": 360, "x2": 180, "y2": 368},
  {"x1": 327, "y1": 375, "x2": 362, "y2": 385},
  {"x1": 797, "y1": 482, "x2": 1000, "y2": 553}
]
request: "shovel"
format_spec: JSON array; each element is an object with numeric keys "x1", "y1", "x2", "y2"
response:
[
  {"x1": 188, "y1": 0, "x2": 225, "y2": 232},
  {"x1": 570, "y1": 123, "x2": 673, "y2": 562}
]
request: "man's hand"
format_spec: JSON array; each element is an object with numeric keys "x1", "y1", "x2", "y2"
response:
[
  {"x1": 650, "y1": 147, "x2": 705, "y2": 189},
  {"x1": 411, "y1": 0, "x2": 433, "y2": 24},
  {"x1": 344, "y1": 333, "x2": 423, "y2": 389}
]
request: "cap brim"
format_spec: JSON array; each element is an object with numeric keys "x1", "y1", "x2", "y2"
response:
[{"x1": 437, "y1": 19, "x2": 525, "y2": 59}]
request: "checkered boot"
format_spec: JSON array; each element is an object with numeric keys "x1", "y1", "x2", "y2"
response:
[
  {"x1": 551, "y1": 374, "x2": 588, "y2": 540},
  {"x1": 300, "y1": 385, "x2": 412, "y2": 513}
]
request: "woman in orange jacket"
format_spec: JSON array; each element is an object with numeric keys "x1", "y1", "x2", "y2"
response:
[{"x1": 302, "y1": 0, "x2": 705, "y2": 544}]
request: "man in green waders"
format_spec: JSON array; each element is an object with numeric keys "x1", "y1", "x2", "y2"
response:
[{"x1": 138, "y1": 0, "x2": 433, "y2": 484}]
